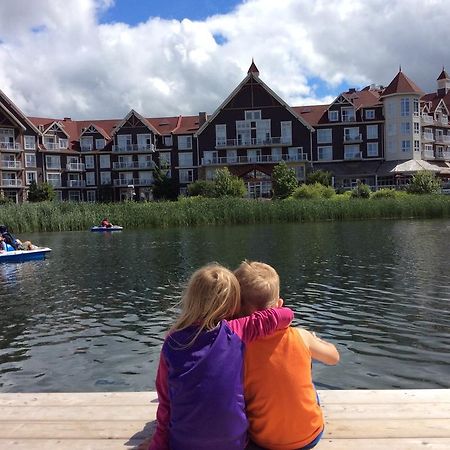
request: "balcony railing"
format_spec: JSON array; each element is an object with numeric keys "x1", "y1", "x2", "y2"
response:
[
  {"x1": 435, "y1": 151, "x2": 450, "y2": 160},
  {"x1": 344, "y1": 152, "x2": 363, "y2": 160},
  {"x1": 422, "y1": 132, "x2": 434, "y2": 141},
  {"x1": 1, "y1": 179, "x2": 22, "y2": 187},
  {"x1": 80, "y1": 146, "x2": 93, "y2": 152},
  {"x1": 46, "y1": 164, "x2": 61, "y2": 170},
  {"x1": 66, "y1": 163, "x2": 85, "y2": 171},
  {"x1": 201, "y1": 153, "x2": 308, "y2": 166},
  {"x1": 421, "y1": 115, "x2": 434, "y2": 124},
  {"x1": 215, "y1": 137, "x2": 292, "y2": 148},
  {"x1": 113, "y1": 178, "x2": 154, "y2": 186},
  {"x1": 0, "y1": 160, "x2": 22, "y2": 169},
  {"x1": 421, "y1": 150, "x2": 435, "y2": 160},
  {"x1": 344, "y1": 134, "x2": 362, "y2": 143},
  {"x1": 435, "y1": 135, "x2": 450, "y2": 144},
  {"x1": 342, "y1": 115, "x2": 356, "y2": 122},
  {"x1": 0, "y1": 142, "x2": 21, "y2": 151},
  {"x1": 68, "y1": 180, "x2": 86, "y2": 187},
  {"x1": 112, "y1": 161, "x2": 155, "y2": 170},
  {"x1": 437, "y1": 115, "x2": 448, "y2": 126},
  {"x1": 112, "y1": 144, "x2": 155, "y2": 153}
]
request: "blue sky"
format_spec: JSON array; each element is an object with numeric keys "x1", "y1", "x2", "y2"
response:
[{"x1": 100, "y1": 0, "x2": 243, "y2": 23}]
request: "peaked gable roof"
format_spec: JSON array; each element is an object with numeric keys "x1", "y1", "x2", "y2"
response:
[
  {"x1": 381, "y1": 70, "x2": 423, "y2": 98},
  {"x1": 42, "y1": 120, "x2": 70, "y2": 137},
  {"x1": 196, "y1": 72, "x2": 314, "y2": 136},
  {"x1": 437, "y1": 68, "x2": 449, "y2": 80},
  {"x1": 0, "y1": 89, "x2": 41, "y2": 134},
  {"x1": 248, "y1": 59, "x2": 259, "y2": 76},
  {"x1": 111, "y1": 109, "x2": 160, "y2": 135},
  {"x1": 79, "y1": 123, "x2": 110, "y2": 139}
]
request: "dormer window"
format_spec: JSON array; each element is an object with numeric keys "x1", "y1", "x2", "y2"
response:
[
  {"x1": 365, "y1": 110, "x2": 375, "y2": 120},
  {"x1": 328, "y1": 110, "x2": 339, "y2": 122},
  {"x1": 341, "y1": 107, "x2": 355, "y2": 122}
]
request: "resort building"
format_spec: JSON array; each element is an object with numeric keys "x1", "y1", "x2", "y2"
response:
[{"x1": 0, "y1": 62, "x2": 449, "y2": 202}]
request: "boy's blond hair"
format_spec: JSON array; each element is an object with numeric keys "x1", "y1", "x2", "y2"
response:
[
  {"x1": 170, "y1": 263, "x2": 241, "y2": 335},
  {"x1": 234, "y1": 260, "x2": 280, "y2": 316}
]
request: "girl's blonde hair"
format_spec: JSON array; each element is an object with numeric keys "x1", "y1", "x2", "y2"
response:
[
  {"x1": 234, "y1": 260, "x2": 280, "y2": 315},
  {"x1": 170, "y1": 263, "x2": 241, "y2": 335}
]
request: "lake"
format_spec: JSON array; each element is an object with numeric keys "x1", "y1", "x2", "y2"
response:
[{"x1": 0, "y1": 219, "x2": 449, "y2": 392}]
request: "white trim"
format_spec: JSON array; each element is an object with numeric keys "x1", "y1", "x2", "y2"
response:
[{"x1": 42, "y1": 121, "x2": 70, "y2": 138}]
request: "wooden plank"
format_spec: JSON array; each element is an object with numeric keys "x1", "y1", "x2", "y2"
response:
[
  {"x1": 0, "y1": 439, "x2": 145, "y2": 450},
  {"x1": 319, "y1": 438, "x2": 450, "y2": 449}
]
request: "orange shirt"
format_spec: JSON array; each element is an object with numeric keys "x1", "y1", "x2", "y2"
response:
[{"x1": 244, "y1": 327, "x2": 323, "y2": 450}]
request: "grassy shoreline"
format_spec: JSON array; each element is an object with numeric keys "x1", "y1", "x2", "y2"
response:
[{"x1": 1, "y1": 195, "x2": 450, "y2": 233}]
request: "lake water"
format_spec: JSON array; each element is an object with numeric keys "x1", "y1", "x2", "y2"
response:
[{"x1": 0, "y1": 219, "x2": 449, "y2": 392}]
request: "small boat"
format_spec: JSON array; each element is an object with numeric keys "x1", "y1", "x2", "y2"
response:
[
  {"x1": 0, "y1": 247, "x2": 52, "y2": 263},
  {"x1": 90, "y1": 225, "x2": 123, "y2": 232}
]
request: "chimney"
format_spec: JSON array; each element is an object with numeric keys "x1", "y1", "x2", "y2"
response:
[
  {"x1": 348, "y1": 88, "x2": 356, "y2": 93},
  {"x1": 63, "y1": 117, "x2": 72, "y2": 121},
  {"x1": 198, "y1": 112, "x2": 207, "y2": 126}
]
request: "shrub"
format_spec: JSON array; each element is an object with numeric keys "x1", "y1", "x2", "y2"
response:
[
  {"x1": 292, "y1": 183, "x2": 335, "y2": 199},
  {"x1": 213, "y1": 168, "x2": 246, "y2": 198},
  {"x1": 371, "y1": 188, "x2": 398, "y2": 199},
  {"x1": 407, "y1": 171, "x2": 442, "y2": 194},
  {"x1": 27, "y1": 181, "x2": 56, "y2": 202},
  {"x1": 306, "y1": 169, "x2": 333, "y2": 187},
  {"x1": 350, "y1": 181, "x2": 371, "y2": 199},
  {"x1": 188, "y1": 180, "x2": 216, "y2": 197},
  {"x1": 272, "y1": 161, "x2": 298, "y2": 199}
]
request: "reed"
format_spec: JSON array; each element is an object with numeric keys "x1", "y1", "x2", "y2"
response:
[{"x1": 0, "y1": 195, "x2": 449, "y2": 233}]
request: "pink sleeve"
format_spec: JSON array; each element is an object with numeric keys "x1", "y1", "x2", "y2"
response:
[
  {"x1": 149, "y1": 354, "x2": 170, "y2": 450},
  {"x1": 227, "y1": 307, "x2": 293, "y2": 343}
]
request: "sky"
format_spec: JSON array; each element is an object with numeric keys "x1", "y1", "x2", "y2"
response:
[{"x1": 0, "y1": 0, "x2": 448, "y2": 120}]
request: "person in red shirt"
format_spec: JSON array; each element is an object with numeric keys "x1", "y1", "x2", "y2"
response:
[{"x1": 100, "y1": 217, "x2": 112, "y2": 228}]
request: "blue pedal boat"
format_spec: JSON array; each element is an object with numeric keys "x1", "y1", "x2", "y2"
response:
[
  {"x1": 0, "y1": 247, "x2": 52, "y2": 263},
  {"x1": 90, "y1": 226, "x2": 123, "y2": 232}
]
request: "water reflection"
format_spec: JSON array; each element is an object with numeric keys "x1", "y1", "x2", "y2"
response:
[{"x1": 0, "y1": 220, "x2": 449, "y2": 392}]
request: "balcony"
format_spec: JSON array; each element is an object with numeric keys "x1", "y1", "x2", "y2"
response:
[
  {"x1": 66, "y1": 163, "x2": 85, "y2": 171},
  {"x1": 435, "y1": 135, "x2": 450, "y2": 144},
  {"x1": 0, "y1": 142, "x2": 21, "y2": 152},
  {"x1": 215, "y1": 137, "x2": 291, "y2": 149},
  {"x1": 1, "y1": 179, "x2": 22, "y2": 187},
  {"x1": 68, "y1": 180, "x2": 86, "y2": 188},
  {"x1": 46, "y1": 164, "x2": 61, "y2": 170},
  {"x1": 112, "y1": 144, "x2": 155, "y2": 153},
  {"x1": 112, "y1": 161, "x2": 155, "y2": 170},
  {"x1": 437, "y1": 115, "x2": 448, "y2": 126},
  {"x1": 342, "y1": 115, "x2": 356, "y2": 122},
  {"x1": 0, "y1": 160, "x2": 22, "y2": 170},
  {"x1": 422, "y1": 132, "x2": 434, "y2": 142},
  {"x1": 344, "y1": 152, "x2": 363, "y2": 161},
  {"x1": 80, "y1": 146, "x2": 94, "y2": 152},
  {"x1": 421, "y1": 150, "x2": 435, "y2": 160},
  {"x1": 435, "y1": 151, "x2": 450, "y2": 160},
  {"x1": 113, "y1": 178, "x2": 154, "y2": 187},
  {"x1": 343, "y1": 134, "x2": 362, "y2": 143},
  {"x1": 421, "y1": 115, "x2": 434, "y2": 125},
  {"x1": 201, "y1": 153, "x2": 308, "y2": 166},
  {"x1": 47, "y1": 181, "x2": 62, "y2": 188}
]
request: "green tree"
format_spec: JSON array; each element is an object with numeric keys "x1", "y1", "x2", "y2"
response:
[
  {"x1": 188, "y1": 180, "x2": 216, "y2": 197},
  {"x1": 350, "y1": 180, "x2": 371, "y2": 199},
  {"x1": 306, "y1": 169, "x2": 333, "y2": 187},
  {"x1": 152, "y1": 164, "x2": 178, "y2": 200},
  {"x1": 407, "y1": 170, "x2": 442, "y2": 194},
  {"x1": 213, "y1": 168, "x2": 246, "y2": 197},
  {"x1": 27, "y1": 181, "x2": 56, "y2": 202},
  {"x1": 272, "y1": 161, "x2": 298, "y2": 199}
]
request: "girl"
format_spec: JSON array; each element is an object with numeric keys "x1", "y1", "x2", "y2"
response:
[{"x1": 149, "y1": 263, "x2": 293, "y2": 450}]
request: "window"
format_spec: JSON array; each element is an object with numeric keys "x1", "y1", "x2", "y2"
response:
[
  {"x1": 178, "y1": 152, "x2": 193, "y2": 167},
  {"x1": 96, "y1": 139, "x2": 105, "y2": 150},
  {"x1": 47, "y1": 173, "x2": 61, "y2": 187},
  {"x1": 137, "y1": 134, "x2": 152, "y2": 150},
  {"x1": 46, "y1": 155, "x2": 61, "y2": 169},
  {"x1": 25, "y1": 171, "x2": 37, "y2": 185},
  {"x1": 328, "y1": 110, "x2": 339, "y2": 122},
  {"x1": 236, "y1": 121, "x2": 251, "y2": 145},
  {"x1": 414, "y1": 140, "x2": 420, "y2": 152},
  {"x1": 24, "y1": 136, "x2": 36, "y2": 150},
  {"x1": 86, "y1": 191, "x2": 96, "y2": 202},
  {"x1": 400, "y1": 122, "x2": 411, "y2": 135},
  {"x1": 25, "y1": 153, "x2": 36, "y2": 167},
  {"x1": 280, "y1": 121, "x2": 292, "y2": 145},
  {"x1": 344, "y1": 145, "x2": 361, "y2": 160},
  {"x1": 80, "y1": 136, "x2": 93, "y2": 151},
  {"x1": 245, "y1": 110, "x2": 261, "y2": 120},
  {"x1": 413, "y1": 99, "x2": 419, "y2": 115},
  {"x1": 59, "y1": 138, "x2": 68, "y2": 149},
  {"x1": 317, "y1": 128, "x2": 332, "y2": 144},
  {"x1": 216, "y1": 124, "x2": 227, "y2": 146},
  {"x1": 288, "y1": 147, "x2": 304, "y2": 161},
  {"x1": 100, "y1": 171, "x2": 111, "y2": 185},
  {"x1": 159, "y1": 152, "x2": 171, "y2": 166},
  {"x1": 344, "y1": 127, "x2": 360, "y2": 142},
  {"x1": 401, "y1": 140, "x2": 411, "y2": 152},
  {"x1": 318, "y1": 146, "x2": 333, "y2": 161},
  {"x1": 227, "y1": 149, "x2": 237, "y2": 163},
  {"x1": 401, "y1": 98, "x2": 410, "y2": 117},
  {"x1": 341, "y1": 107, "x2": 355, "y2": 122},
  {"x1": 178, "y1": 135, "x2": 192, "y2": 150},
  {"x1": 204, "y1": 151, "x2": 218, "y2": 164},
  {"x1": 69, "y1": 191, "x2": 81, "y2": 202},
  {"x1": 271, "y1": 147, "x2": 282, "y2": 162},
  {"x1": 179, "y1": 169, "x2": 194, "y2": 183},
  {"x1": 293, "y1": 166, "x2": 305, "y2": 181},
  {"x1": 365, "y1": 110, "x2": 375, "y2": 120},
  {"x1": 413, "y1": 122, "x2": 420, "y2": 135},
  {"x1": 100, "y1": 154, "x2": 110, "y2": 169},
  {"x1": 366, "y1": 125, "x2": 378, "y2": 139},
  {"x1": 367, "y1": 142, "x2": 379, "y2": 157},
  {"x1": 85, "y1": 172, "x2": 96, "y2": 186},
  {"x1": 164, "y1": 135, "x2": 173, "y2": 146},
  {"x1": 85, "y1": 155, "x2": 95, "y2": 169}
]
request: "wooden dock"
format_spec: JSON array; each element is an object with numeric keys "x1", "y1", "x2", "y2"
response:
[{"x1": 0, "y1": 389, "x2": 449, "y2": 449}]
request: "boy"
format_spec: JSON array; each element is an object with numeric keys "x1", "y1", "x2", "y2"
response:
[{"x1": 234, "y1": 261, "x2": 339, "y2": 450}]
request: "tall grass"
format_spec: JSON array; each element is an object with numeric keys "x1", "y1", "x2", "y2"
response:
[{"x1": 1, "y1": 195, "x2": 450, "y2": 233}]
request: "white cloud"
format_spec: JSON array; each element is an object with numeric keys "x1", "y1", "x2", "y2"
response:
[{"x1": 0, "y1": 0, "x2": 448, "y2": 119}]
